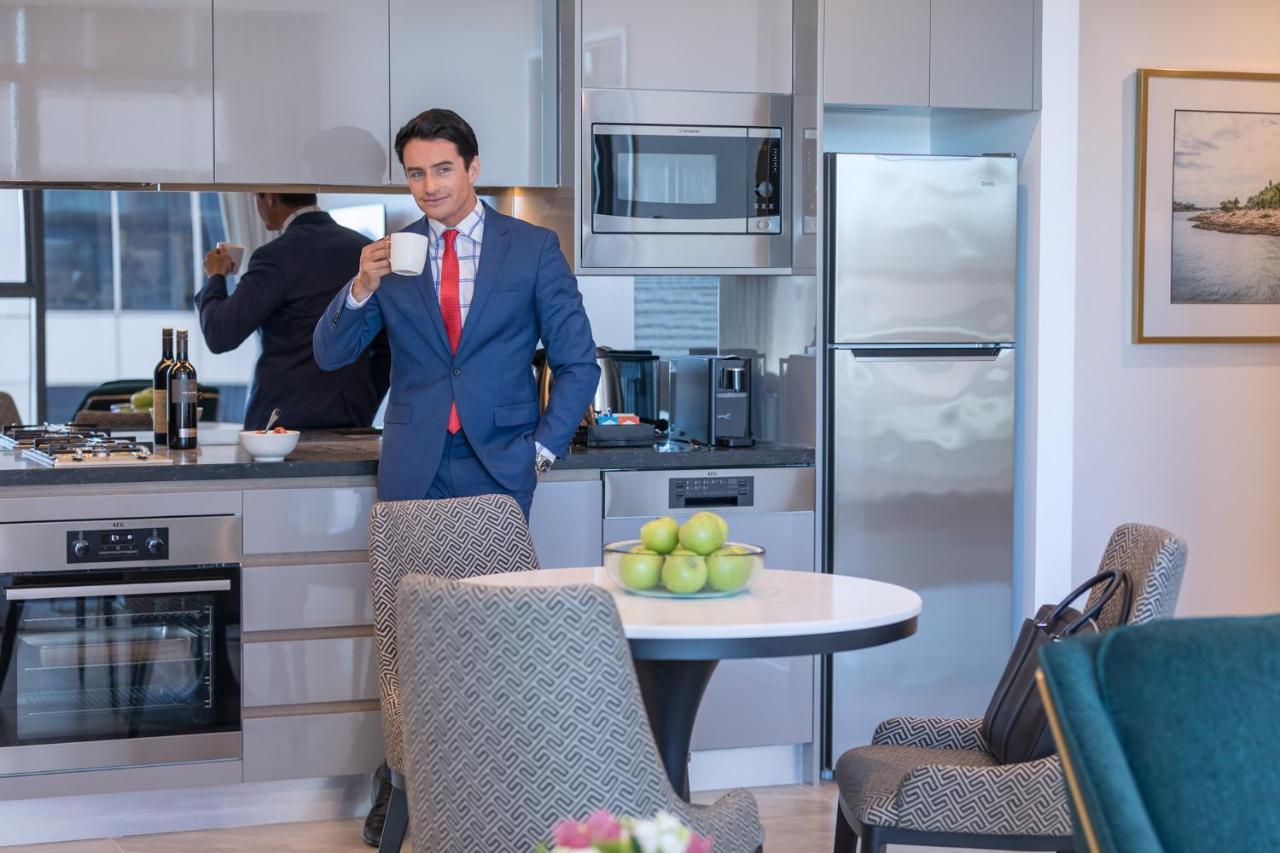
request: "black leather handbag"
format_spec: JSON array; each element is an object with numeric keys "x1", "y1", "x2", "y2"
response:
[{"x1": 982, "y1": 569, "x2": 1133, "y2": 764}]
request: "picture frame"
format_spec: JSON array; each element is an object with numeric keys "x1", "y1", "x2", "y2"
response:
[{"x1": 1135, "y1": 69, "x2": 1280, "y2": 343}]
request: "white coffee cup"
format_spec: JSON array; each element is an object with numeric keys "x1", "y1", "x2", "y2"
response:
[
  {"x1": 217, "y1": 242, "x2": 247, "y2": 274},
  {"x1": 389, "y1": 232, "x2": 429, "y2": 276}
]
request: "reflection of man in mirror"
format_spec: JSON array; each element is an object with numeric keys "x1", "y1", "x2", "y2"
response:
[{"x1": 197, "y1": 193, "x2": 390, "y2": 429}]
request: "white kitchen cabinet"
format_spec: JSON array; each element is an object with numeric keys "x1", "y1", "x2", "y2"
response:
[
  {"x1": 929, "y1": 0, "x2": 1035, "y2": 110},
  {"x1": 582, "y1": 0, "x2": 792, "y2": 95},
  {"x1": 213, "y1": 0, "x2": 390, "y2": 185},
  {"x1": 824, "y1": 0, "x2": 930, "y2": 107},
  {"x1": 0, "y1": 0, "x2": 213, "y2": 182},
  {"x1": 389, "y1": 0, "x2": 559, "y2": 188}
]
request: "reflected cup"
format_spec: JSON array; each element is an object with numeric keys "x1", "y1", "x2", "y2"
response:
[{"x1": 389, "y1": 232, "x2": 429, "y2": 276}]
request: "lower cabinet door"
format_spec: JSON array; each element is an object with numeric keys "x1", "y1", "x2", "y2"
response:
[{"x1": 242, "y1": 711, "x2": 384, "y2": 782}]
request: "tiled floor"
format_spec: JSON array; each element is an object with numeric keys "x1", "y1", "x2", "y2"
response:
[{"x1": 5, "y1": 784, "x2": 841, "y2": 852}]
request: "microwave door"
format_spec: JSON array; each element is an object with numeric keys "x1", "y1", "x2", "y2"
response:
[{"x1": 592, "y1": 124, "x2": 749, "y2": 234}]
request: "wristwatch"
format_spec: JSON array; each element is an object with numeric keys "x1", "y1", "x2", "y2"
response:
[{"x1": 535, "y1": 453, "x2": 555, "y2": 475}]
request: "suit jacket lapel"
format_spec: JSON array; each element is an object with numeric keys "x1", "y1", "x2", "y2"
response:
[
  {"x1": 404, "y1": 219, "x2": 451, "y2": 356},
  {"x1": 457, "y1": 204, "x2": 509, "y2": 356}
]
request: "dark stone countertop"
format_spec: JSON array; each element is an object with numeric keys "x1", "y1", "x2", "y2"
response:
[{"x1": 0, "y1": 431, "x2": 814, "y2": 488}]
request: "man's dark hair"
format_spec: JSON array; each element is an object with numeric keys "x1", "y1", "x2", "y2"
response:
[
  {"x1": 277, "y1": 193, "x2": 318, "y2": 208},
  {"x1": 394, "y1": 109, "x2": 479, "y2": 169}
]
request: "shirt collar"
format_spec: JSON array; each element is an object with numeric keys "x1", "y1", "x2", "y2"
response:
[
  {"x1": 281, "y1": 205, "x2": 322, "y2": 232},
  {"x1": 427, "y1": 199, "x2": 485, "y2": 244}
]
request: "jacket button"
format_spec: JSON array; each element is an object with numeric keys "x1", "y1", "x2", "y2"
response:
[{"x1": 452, "y1": 367, "x2": 461, "y2": 376}]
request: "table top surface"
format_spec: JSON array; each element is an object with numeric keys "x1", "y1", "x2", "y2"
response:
[{"x1": 464, "y1": 568, "x2": 922, "y2": 642}]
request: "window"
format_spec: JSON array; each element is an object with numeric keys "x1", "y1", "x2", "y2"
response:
[
  {"x1": 119, "y1": 192, "x2": 195, "y2": 311},
  {"x1": 44, "y1": 191, "x2": 113, "y2": 310},
  {"x1": 0, "y1": 191, "x2": 25, "y2": 284}
]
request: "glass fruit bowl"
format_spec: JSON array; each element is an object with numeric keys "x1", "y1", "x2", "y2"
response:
[{"x1": 603, "y1": 539, "x2": 764, "y2": 598}]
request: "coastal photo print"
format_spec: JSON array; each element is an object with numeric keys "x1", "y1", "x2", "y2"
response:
[{"x1": 1135, "y1": 69, "x2": 1280, "y2": 342}]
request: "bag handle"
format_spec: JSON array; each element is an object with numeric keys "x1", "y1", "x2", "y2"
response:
[{"x1": 1043, "y1": 570, "x2": 1132, "y2": 637}]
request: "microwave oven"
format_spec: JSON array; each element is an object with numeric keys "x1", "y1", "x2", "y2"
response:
[{"x1": 579, "y1": 89, "x2": 792, "y2": 273}]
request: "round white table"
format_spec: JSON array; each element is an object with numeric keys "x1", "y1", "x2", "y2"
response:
[{"x1": 466, "y1": 567, "x2": 921, "y2": 797}]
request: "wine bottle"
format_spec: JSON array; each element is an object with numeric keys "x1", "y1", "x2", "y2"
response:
[
  {"x1": 167, "y1": 329, "x2": 199, "y2": 450},
  {"x1": 152, "y1": 328, "x2": 174, "y2": 446}
]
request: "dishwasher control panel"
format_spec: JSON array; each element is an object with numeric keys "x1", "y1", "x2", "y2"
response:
[{"x1": 668, "y1": 476, "x2": 754, "y2": 509}]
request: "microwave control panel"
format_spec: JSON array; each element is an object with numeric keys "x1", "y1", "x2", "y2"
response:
[{"x1": 66, "y1": 527, "x2": 170, "y2": 563}]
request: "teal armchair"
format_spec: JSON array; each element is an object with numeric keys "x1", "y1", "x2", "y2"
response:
[{"x1": 1038, "y1": 616, "x2": 1280, "y2": 853}]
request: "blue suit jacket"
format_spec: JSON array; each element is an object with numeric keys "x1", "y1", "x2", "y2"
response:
[{"x1": 313, "y1": 204, "x2": 599, "y2": 501}]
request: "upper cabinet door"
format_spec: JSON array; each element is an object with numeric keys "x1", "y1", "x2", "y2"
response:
[
  {"x1": 929, "y1": 0, "x2": 1034, "y2": 110},
  {"x1": 213, "y1": 0, "x2": 390, "y2": 185},
  {"x1": 582, "y1": 0, "x2": 792, "y2": 94},
  {"x1": 0, "y1": 0, "x2": 213, "y2": 183},
  {"x1": 824, "y1": 0, "x2": 930, "y2": 107},
  {"x1": 390, "y1": 0, "x2": 559, "y2": 188}
]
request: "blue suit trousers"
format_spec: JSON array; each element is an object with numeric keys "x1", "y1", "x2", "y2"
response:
[{"x1": 426, "y1": 431, "x2": 534, "y2": 520}]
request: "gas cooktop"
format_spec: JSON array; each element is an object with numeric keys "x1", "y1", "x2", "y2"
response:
[
  {"x1": 0, "y1": 424, "x2": 120, "y2": 450},
  {"x1": 21, "y1": 437, "x2": 170, "y2": 468}
]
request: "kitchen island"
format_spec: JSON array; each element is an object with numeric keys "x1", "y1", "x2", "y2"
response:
[{"x1": 0, "y1": 432, "x2": 816, "y2": 846}]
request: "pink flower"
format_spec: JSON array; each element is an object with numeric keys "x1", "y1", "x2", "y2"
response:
[
  {"x1": 551, "y1": 818, "x2": 593, "y2": 848},
  {"x1": 686, "y1": 833, "x2": 714, "y2": 853},
  {"x1": 584, "y1": 809, "x2": 623, "y2": 842}
]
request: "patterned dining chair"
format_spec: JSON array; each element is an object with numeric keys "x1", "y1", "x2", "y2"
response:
[
  {"x1": 832, "y1": 523, "x2": 1188, "y2": 853},
  {"x1": 366, "y1": 494, "x2": 540, "y2": 853},
  {"x1": 72, "y1": 409, "x2": 154, "y2": 430},
  {"x1": 396, "y1": 575, "x2": 766, "y2": 852}
]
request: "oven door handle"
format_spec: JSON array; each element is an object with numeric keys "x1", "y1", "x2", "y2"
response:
[{"x1": 5, "y1": 579, "x2": 231, "y2": 601}]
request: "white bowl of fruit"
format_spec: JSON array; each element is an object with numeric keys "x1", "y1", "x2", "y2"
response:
[{"x1": 604, "y1": 512, "x2": 763, "y2": 598}]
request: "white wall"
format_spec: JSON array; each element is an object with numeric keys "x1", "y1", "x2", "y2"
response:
[{"x1": 1074, "y1": 0, "x2": 1280, "y2": 614}]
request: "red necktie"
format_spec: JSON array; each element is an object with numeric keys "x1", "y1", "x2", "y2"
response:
[{"x1": 440, "y1": 229, "x2": 462, "y2": 434}]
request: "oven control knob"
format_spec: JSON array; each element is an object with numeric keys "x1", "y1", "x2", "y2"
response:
[
  {"x1": 755, "y1": 180, "x2": 774, "y2": 198},
  {"x1": 146, "y1": 536, "x2": 165, "y2": 555},
  {"x1": 72, "y1": 538, "x2": 90, "y2": 558}
]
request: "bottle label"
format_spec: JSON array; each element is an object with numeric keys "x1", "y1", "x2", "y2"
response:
[
  {"x1": 153, "y1": 388, "x2": 168, "y2": 433},
  {"x1": 172, "y1": 377, "x2": 197, "y2": 405}
]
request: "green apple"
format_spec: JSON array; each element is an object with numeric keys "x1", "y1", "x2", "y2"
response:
[
  {"x1": 706, "y1": 548, "x2": 753, "y2": 592},
  {"x1": 693, "y1": 511, "x2": 730, "y2": 541},
  {"x1": 678, "y1": 514, "x2": 726, "y2": 556},
  {"x1": 618, "y1": 547, "x2": 662, "y2": 590},
  {"x1": 640, "y1": 516, "x2": 679, "y2": 554},
  {"x1": 129, "y1": 387, "x2": 154, "y2": 411},
  {"x1": 662, "y1": 553, "x2": 708, "y2": 594}
]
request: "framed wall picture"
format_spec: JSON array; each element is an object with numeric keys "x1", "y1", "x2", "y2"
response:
[{"x1": 1135, "y1": 69, "x2": 1280, "y2": 343}]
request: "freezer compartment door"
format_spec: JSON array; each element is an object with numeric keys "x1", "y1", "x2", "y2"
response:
[
  {"x1": 827, "y1": 347, "x2": 1015, "y2": 758},
  {"x1": 828, "y1": 153, "x2": 1017, "y2": 344}
]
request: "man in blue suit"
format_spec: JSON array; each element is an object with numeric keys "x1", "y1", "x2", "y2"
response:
[{"x1": 313, "y1": 109, "x2": 598, "y2": 519}]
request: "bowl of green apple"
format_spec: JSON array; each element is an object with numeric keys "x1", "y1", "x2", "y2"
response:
[{"x1": 604, "y1": 512, "x2": 763, "y2": 598}]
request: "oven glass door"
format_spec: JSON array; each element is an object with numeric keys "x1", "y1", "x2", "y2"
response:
[
  {"x1": 0, "y1": 567, "x2": 240, "y2": 748},
  {"x1": 593, "y1": 124, "x2": 772, "y2": 234}
]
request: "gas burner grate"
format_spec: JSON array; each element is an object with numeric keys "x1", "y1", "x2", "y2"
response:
[
  {"x1": 0, "y1": 424, "x2": 116, "y2": 450},
  {"x1": 22, "y1": 437, "x2": 165, "y2": 467}
]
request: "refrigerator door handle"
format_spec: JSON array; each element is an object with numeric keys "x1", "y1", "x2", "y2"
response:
[{"x1": 841, "y1": 346, "x2": 1007, "y2": 362}]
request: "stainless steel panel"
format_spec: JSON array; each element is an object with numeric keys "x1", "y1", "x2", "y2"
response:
[
  {"x1": 828, "y1": 154, "x2": 1017, "y2": 343},
  {"x1": 0, "y1": 732, "x2": 240, "y2": 777},
  {"x1": 242, "y1": 637, "x2": 378, "y2": 707},
  {"x1": 0, "y1": 515, "x2": 241, "y2": 573},
  {"x1": 530, "y1": 479, "x2": 603, "y2": 569},
  {"x1": 242, "y1": 711, "x2": 383, "y2": 782},
  {"x1": 242, "y1": 487, "x2": 376, "y2": 555},
  {"x1": 0, "y1": 490, "x2": 241, "y2": 524},
  {"x1": 581, "y1": 0, "x2": 792, "y2": 95},
  {"x1": 242, "y1": 562, "x2": 373, "y2": 631},
  {"x1": 579, "y1": 89, "x2": 792, "y2": 273},
  {"x1": 603, "y1": 509, "x2": 816, "y2": 750},
  {"x1": 0, "y1": 0, "x2": 214, "y2": 183},
  {"x1": 390, "y1": 0, "x2": 559, "y2": 188},
  {"x1": 0, "y1": 757, "x2": 243, "y2": 801},
  {"x1": 828, "y1": 348, "x2": 1015, "y2": 755},
  {"x1": 213, "y1": 0, "x2": 390, "y2": 184},
  {"x1": 603, "y1": 467, "x2": 815, "y2": 518}
]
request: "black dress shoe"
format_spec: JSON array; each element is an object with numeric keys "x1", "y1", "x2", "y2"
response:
[{"x1": 362, "y1": 763, "x2": 393, "y2": 847}]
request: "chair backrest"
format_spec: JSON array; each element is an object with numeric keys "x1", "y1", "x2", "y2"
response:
[
  {"x1": 1085, "y1": 523, "x2": 1187, "y2": 629},
  {"x1": 1041, "y1": 616, "x2": 1280, "y2": 853},
  {"x1": 366, "y1": 495, "x2": 540, "y2": 732},
  {"x1": 0, "y1": 391, "x2": 19, "y2": 428},
  {"x1": 396, "y1": 576, "x2": 676, "y2": 850},
  {"x1": 72, "y1": 409, "x2": 153, "y2": 430}
]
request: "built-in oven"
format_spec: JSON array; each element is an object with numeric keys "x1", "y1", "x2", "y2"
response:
[
  {"x1": 580, "y1": 88, "x2": 792, "y2": 273},
  {"x1": 0, "y1": 515, "x2": 241, "y2": 776}
]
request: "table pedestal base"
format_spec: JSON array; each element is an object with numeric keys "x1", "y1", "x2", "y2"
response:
[{"x1": 633, "y1": 659, "x2": 719, "y2": 800}]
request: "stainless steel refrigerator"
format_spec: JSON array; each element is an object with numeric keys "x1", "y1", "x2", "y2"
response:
[{"x1": 825, "y1": 153, "x2": 1017, "y2": 762}]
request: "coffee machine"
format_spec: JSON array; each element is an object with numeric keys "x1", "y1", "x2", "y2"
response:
[{"x1": 671, "y1": 354, "x2": 754, "y2": 447}]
